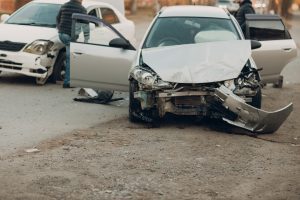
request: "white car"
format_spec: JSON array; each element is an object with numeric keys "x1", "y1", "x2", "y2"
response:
[
  {"x1": 215, "y1": 0, "x2": 239, "y2": 14},
  {"x1": 0, "y1": 0, "x2": 135, "y2": 85},
  {"x1": 70, "y1": 6, "x2": 293, "y2": 134}
]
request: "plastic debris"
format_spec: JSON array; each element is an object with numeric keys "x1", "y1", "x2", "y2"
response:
[{"x1": 25, "y1": 148, "x2": 40, "y2": 153}]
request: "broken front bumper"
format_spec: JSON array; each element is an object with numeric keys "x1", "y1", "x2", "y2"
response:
[
  {"x1": 215, "y1": 85, "x2": 293, "y2": 134},
  {"x1": 0, "y1": 50, "x2": 50, "y2": 78}
]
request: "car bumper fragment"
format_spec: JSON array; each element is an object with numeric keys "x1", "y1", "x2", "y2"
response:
[{"x1": 215, "y1": 85, "x2": 293, "y2": 134}]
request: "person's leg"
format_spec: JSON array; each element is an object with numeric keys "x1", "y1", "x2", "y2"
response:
[{"x1": 58, "y1": 33, "x2": 71, "y2": 87}]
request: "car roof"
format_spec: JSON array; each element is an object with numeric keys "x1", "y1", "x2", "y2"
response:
[
  {"x1": 159, "y1": 6, "x2": 230, "y2": 19},
  {"x1": 32, "y1": 0, "x2": 112, "y2": 8},
  {"x1": 245, "y1": 14, "x2": 282, "y2": 20}
]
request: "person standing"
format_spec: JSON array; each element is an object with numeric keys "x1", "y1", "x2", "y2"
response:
[
  {"x1": 235, "y1": 0, "x2": 255, "y2": 34},
  {"x1": 56, "y1": 0, "x2": 87, "y2": 88}
]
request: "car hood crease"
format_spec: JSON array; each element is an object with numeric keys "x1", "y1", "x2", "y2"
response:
[{"x1": 142, "y1": 40, "x2": 251, "y2": 83}]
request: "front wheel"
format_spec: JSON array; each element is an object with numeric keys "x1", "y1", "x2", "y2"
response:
[
  {"x1": 129, "y1": 79, "x2": 142, "y2": 122},
  {"x1": 52, "y1": 51, "x2": 66, "y2": 83},
  {"x1": 250, "y1": 87, "x2": 262, "y2": 109},
  {"x1": 35, "y1": 76, "x2": 48, "y2": 85}
]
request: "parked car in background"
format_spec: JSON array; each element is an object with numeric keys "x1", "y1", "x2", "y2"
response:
[
  {"x1": 215, "y1": 0, "x2": 239, "y2": 14},
  {"x1": 70, "y1": 6, "x2": 293, "y2": 134},
  {"x1": 0, "y1": 0, "x2": 135, "y2": 85},
  {"x1": 245, "y1": 14, "x2": 297, "y2": 88}
]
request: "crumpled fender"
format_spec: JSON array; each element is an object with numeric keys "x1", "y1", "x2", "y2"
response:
[{"x1": 215, "y1": 85, "x2": 293, "y2": 134}]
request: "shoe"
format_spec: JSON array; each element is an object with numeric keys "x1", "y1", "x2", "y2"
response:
[{"x1": 63, "y1": 83, "x2": 71, "y2": 88}]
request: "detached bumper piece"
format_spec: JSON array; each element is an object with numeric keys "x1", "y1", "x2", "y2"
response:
[{"x1": 215, "y1": 85, "x2": 293, "y2": 134}]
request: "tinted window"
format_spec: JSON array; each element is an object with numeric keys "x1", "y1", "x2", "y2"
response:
[
  {"x1": 88, "y1": 9, "x2": 98, "y2": 18},
  {"x1": 248, "y1": 20, "x2": 291, "y2": 41},
  {"x1": 100, "y1": 8, "x2": 119, "y2": 24},
  {"x1": 143, "y1": 17, "x2": 240, "y2": 48},
  {"x1": 6, "y1": 3, "x2": 61, "y2": 27}
]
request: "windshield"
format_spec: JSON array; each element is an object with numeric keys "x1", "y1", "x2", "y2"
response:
[
  {"x1": 143, "y1": 17, "x2": 240, "y2": 49},
  {"x1": 6, "y1": 3, "x2": 61, "y2": 28}
]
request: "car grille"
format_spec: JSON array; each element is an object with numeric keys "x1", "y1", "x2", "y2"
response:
[
  {"x1": 0, "y1": 59, "x2": 22, "y2": 70},
  {"x1": 0, "y1": 41, "x2": 26, "y2": 52}
]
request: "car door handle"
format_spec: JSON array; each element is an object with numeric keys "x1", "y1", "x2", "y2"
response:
[
  {"x1": 282, "y1": 48, "x2": 292, "y2": 52},
  {"x1": 73, "y1": 52, "x2": 84, "y2": 55}
]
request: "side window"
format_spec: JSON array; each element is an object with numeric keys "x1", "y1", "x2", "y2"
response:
[
  {"x1": 73, "y1": 19, "x2": 120, "y2": 46},
  {"x1": 100, "y1": 7, "x2": 119, "y2": 25},
  {"x1": 88, "y1": 9, "x2": 98, "y2": 18},
  {"x1": 248, "y1": 20, "x2": 291, "y2": 41}
]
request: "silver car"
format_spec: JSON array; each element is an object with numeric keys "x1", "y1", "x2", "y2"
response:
[{"x1": 70, "y1": 6, "x2": 293, "y2": 134}]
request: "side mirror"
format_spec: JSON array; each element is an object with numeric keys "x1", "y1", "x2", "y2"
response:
[
  {"x1": 251, "y1": 40, "x2": 261, "y2": 50},
  {"x1": 109, "y1": 38, "x2": 130, "y2": 49},
  {"x1": 0, "y1": 14, "x2": 10, "y2": 23}
]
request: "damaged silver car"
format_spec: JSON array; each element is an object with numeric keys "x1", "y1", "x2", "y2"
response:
[{"x1": 70, "y1": 6, "x2": 293, "y2": 134}]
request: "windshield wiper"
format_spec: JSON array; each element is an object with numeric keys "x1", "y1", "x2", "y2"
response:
[{"x1": 8, "y1": 22, "x2": 56, "y2": 27}]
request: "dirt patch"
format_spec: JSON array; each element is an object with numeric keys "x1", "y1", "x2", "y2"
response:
[{"x1": 0, "y1": 85, "x2": 299, "y2": 200}]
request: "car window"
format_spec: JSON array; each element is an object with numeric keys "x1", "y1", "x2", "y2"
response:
[
  {"x1": 248, "y1": 20, "x2": 291, "y2": 41},
  {"x1": 100, "y1": 7, "x2": 120, "y2": 25},
  {"x1": 143, "y1": 17, "x2": 239, "y2": 48},
  {"x1": 6, "y1": 2, "x2": 61, "y2": 27},
  {"x1": 73, "y1": 19, "x2": 120, "y2": 46},
  {"x1": 88, "y1": 9, "x2": 98, "y2": 18}
]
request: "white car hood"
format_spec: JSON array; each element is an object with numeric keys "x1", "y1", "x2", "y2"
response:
[
  {"x1": 0, "y1": 24, "x2": 58, "y2": 43},
  {"x1": 142, "y1": 40, "x2": 251, "y2": 83}
]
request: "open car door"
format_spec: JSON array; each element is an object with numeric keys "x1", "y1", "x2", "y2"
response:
[
  {"x1": 245, "y1": 14, "x2": 297, "y2": 87},
  {"x1": 70, "y1": 14, "x2": 136, "y2": 91}
]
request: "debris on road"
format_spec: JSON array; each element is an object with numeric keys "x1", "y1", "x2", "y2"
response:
[{"x1": 24, "y1": 148, "x2": 40, "y2": 153}]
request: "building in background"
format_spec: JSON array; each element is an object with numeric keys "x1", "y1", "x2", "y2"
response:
[{"x1": 0, "y1": 0, "x2": 30, "y2": 14}]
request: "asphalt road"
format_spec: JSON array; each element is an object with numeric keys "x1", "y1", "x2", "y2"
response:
[{"x1": 0, "y1": 10, "x2": 299, "y2": 157}]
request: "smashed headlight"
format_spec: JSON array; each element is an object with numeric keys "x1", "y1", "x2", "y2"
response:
[
  {"x1": 24, "y1": 40, "x2": 54, "y2": 55},
  {"x1": 131, "y1": 68, "x2": 155, "y2": 86},
  {"x1": 130, "y1": 66, "x2": 173, "y2": 89},
  {"x1": 223, "y1": 79, "x2": 235, "y2": 90}
]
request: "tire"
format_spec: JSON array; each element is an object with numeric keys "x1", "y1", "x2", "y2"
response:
[
  {"x1": 95, "y1": 89, "x2": 114, "y2": 103},
  {"x1": 250, "y1": 87, "x2": 262, "y2": 109},
  {"x1": 273, "y1": 76, "x2": 283, "y2": 88},
  {"x1": 52, "y1": 51, "x2": 66, "y2": 83},
  {"x1": 129, "y1": 79, "x2": 142, "y2": 122},
  {"x1": 129, "y1": 79, "x2": 160, "y2": 125}
]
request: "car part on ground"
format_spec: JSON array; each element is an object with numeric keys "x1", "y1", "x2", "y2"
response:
[{"x1": 215, "y1": 85, "x2": 293, "y2": 133}]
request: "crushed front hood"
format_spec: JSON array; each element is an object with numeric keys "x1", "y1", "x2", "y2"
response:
[{"x1": 142, "y1": 40, "x2": 251, "y2": 83}]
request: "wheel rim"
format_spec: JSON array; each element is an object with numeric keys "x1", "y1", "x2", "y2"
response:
[{"x1": 59, "y1": 58, "x2": 66, "y2": 81}]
